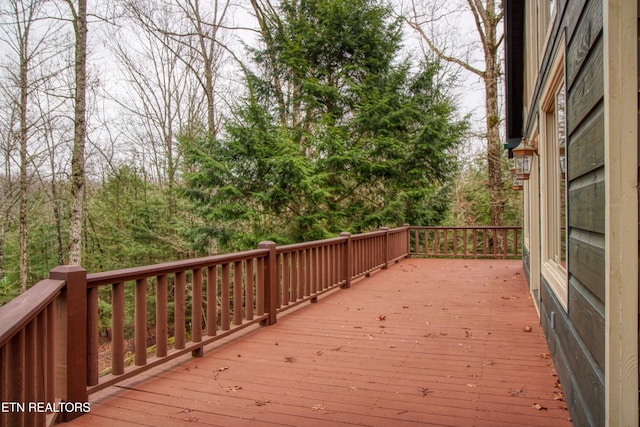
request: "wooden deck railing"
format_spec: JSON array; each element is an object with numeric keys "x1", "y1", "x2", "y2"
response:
[
  {"x1": 409, "y1": 226, "x2": 521, "y2": 258},
  {"x1": 0, "y1": 224, "x2": 518, "y2": 425}
]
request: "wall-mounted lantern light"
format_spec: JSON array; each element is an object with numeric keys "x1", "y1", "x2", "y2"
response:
[
  {"x1": 510, "y1": 167, "x2": 523, "y2": 190},
  {"x1": 512, "y1": 138, "x2": 536, "y2": 180}
]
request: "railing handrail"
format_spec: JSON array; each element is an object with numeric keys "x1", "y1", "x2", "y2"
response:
[
  {"x1": 0, "y1": 278, "x2": 65, "y2": 346},
  {"x1": 87, "y1": 248, "x2": 270, "y2": 287},
  {"x1": 410, "y1": 225, "x2": 520, "y2": 230},
  {"x1": 276, "y1": 235, "x2": 346, "y2": 253}
]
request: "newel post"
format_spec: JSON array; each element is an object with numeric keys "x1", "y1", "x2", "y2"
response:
[
  {"x1": 49, "y1": 265, "x2": 88, "y2": 421},
  {"x1": 403, "y1": 224, "x2": 411, "y2": 257},
  {"x1": 339, "y1": 232, "x2": 352, "y2": 288},
  {"x1": 380, "y1": 227, "x2": 389, "y2": 270},
  {"x1": 258, "y1": 241, "x2": 278, "y2": 325}
]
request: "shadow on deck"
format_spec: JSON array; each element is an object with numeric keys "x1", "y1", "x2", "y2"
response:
[{"x1": 69, "y1": 259, "x2": 572, "y2": 427}]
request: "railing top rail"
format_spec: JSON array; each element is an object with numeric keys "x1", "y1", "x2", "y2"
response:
[
  {"x1": 351, "y1": 229, "x2": 387, "y2": 240},
  {"x1": 409, "y1": 226, "x2": 521, "y2": 230},
  {"x1": 388, "y1": 226, "x2": 409, "y2": 233},
  {"x1": 0, "y1": 278, "x2": 65, "y2": 346},
  {"x1": 87, "y1": 248, "x2": 269, "y2": 287},
  {"x1": 276, "y1": 236, "x2": 347, "y2": 253}
]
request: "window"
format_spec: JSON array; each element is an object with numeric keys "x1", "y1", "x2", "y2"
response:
[
  {"x1": 538, "y1": 1, "x2": 557, "y2": 60},
  {"x1": 547, "y1": 83, "x2": 567, "y2": 268},
  {"x1": 540, "y1": 36, "x2": 567, "y2": 309}
]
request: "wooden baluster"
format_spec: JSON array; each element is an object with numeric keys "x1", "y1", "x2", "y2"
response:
[
  {"x1": 246, "y1": 259, "x2": 254, "y2": 321},
  {"x1": 234, "y1": 262, "x2": 243, "y2": 326},
  {"x1": 7, "y1": 331, "x2": 24, "y2": 426},
  {"x1": 483, "y1": 229, "x2": 488, "y2": 255},
  {"x1": 135, "y1": 278, "x2": 147, "y2": 366},
  {"x1": 472, "y1": 229, "x2": 478, "y2": 256},
  {"x1": 46, "y1": 303, "x2": 55, "y2": 404},
  {"x1": 112, "y1": 281, "x2": 125, "y2": 375},
  {"x1": 207, "y1": 265, "x2": 218, "y2": 335},
  {"x1": 453, "y1": 229, "x2": 458, "y2": 256},
  {"x1": 306, "y1": 248, "x2": 314, "y2": 296},
  {"x1": 156, "y1": 275, "x2": 168, "y2": 357},
  {"x1": 0, "y1": 346, "x2": 5, "y2": 427},
  {"x1": 291, "y1": 251, "x2": 298, "y2": 301},
  {"x1": 221, "y1": 264, "x2": 230, "y2": 331},
  {"x1": 192, "y1": 269, "x2": 203, "y2": 357},
  {"x1": 297, "y1": 251, "x2": 304, "y2": 297},
  {"x1": 175, "y1": 272, "x2": 186, "y2": 349},
  {"x1": 503, "y1": 228, "x2": 508, "y2": 257},
  {"x1": 25, "y1": 320, "x2": 36, "y2": 417},
  {"x1": 463, "y1": 228, "x2": 468, "y2": 257},
  {"x1": 36, "y1": 311, "x2": 46, "y2": 409},
  {"x1": 282, "y1": 252, "x2": 290, "y2": 305},
  {"x1": 256, "y1": 259, "x2": 264, "y2": 317},
  {"x1": 310, "y1": 246, "x2": 318, "y2": 295},
  {"x1": 86, "y1": 285, "x2": 99, "y2": 385}
]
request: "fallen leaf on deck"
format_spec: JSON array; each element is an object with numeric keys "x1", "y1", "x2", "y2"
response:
[
  {"x1": 284, "y1": 356, "x2": 296, "y2": 363},
  {"x1": 464, "y1": 330, "x2": 473, "y2": 338},
  {"x1": 532, "y1": 403, "x2": 547, "y2": 410},
  {"x1": 539, "y1": 353, "x2": 551, "y2": 359},
  {"x1": 553, "y1": 391, "x2": 565, "y2": 401},
  {"x1": 224, "y1": 385, "x2": 242, "y2": 392},
  {"x1": 509, "y1": 385, "x2": 526, "y2": 396},
  {"x1": 523, "y1": 326, "x2": 532, "y2": 332},
  {"x1": 255, "y1": 400, "x2": 270, "y2": 406},
  {"x1": 312, "y1": 404, "x2": 325, "y2": 411},
  {"x1": 418, "y1": 387, "x2": 431, "y2": 396},
  {"x1": 378, "y1": 315, "x2": 387, "y2": 321},
  {"x1": 313, "y1": 350, "x2": 324, "y2": 356},
  {"x1": 466, "y1": 384, "x2": 476, "y2": 388}
]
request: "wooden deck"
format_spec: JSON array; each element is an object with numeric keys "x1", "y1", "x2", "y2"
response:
[{"x1": 68, "y1": 259, "x2": 572, "y2": 426}]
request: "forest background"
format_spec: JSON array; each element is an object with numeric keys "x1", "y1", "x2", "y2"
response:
[{"x1": 0, "y1": 0, "x2": 520, "y2": 306}]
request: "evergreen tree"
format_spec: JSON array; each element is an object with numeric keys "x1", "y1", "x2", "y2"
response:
[{"x1": 183, "y1": 0, "x2": 467, "y2": 251}]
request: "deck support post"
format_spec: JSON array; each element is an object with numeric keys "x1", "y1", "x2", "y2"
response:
[
  {"x1": 340, "y1": 232, "x2": 352, "y2": 288},
  {"x1": 258, "y1": 241, "x2": 278, "y2": 325},
  {"x1": 49, "y1": 265, "x2": 88, "y2": 421}
]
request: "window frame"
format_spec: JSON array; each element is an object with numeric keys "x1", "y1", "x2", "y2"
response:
[{"x1": 539, "y1": 33, "x2": 568, "y2": 310}]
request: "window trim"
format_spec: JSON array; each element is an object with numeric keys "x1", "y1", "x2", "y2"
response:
[{"x1": 539, "y1": 32, "x2": 567, "y2": 310}]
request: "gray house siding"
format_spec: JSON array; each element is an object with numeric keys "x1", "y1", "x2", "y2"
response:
[{"x1": 506, "y1": 0, "x2": 608, "y2": 425}]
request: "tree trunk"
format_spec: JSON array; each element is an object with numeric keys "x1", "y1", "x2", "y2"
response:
[
  {"x1": 68, "y1": 0, "x2": 88, "y2": 266},
  {"x1": 483, "y1": 19, "x2": 504, "y2": 227},
  {"x1": 19, "y1": 21, "x2": 29, "y2": 292}
]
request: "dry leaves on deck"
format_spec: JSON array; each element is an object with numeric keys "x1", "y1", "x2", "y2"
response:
[{"x1": 532, "y1": 403, "x2": 548, "y2": 410}]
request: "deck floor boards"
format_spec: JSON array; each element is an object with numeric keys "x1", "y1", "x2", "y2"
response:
[{"x1": 69, "y1": 259, "x2": 572, "y2": 426}]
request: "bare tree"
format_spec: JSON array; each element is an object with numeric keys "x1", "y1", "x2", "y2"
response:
[
  {"x1": 403, "y1": 0, "x2": 505, "y2": 226},
  {"x1": 110, "y1": 8, "x2": 205, "y2": 193},
  {"x1": 125, "y1": 0, "x2": 235, "y2": 138},
  {"x1": 0, "y1": 100, "x2": 19, "y2": 282},
  {"x1": 0, "y1": 0, "x2": 62, "y2": 290},
  {"x1": 65, "y1": 0, "x2": 88, "y2": 265}
]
